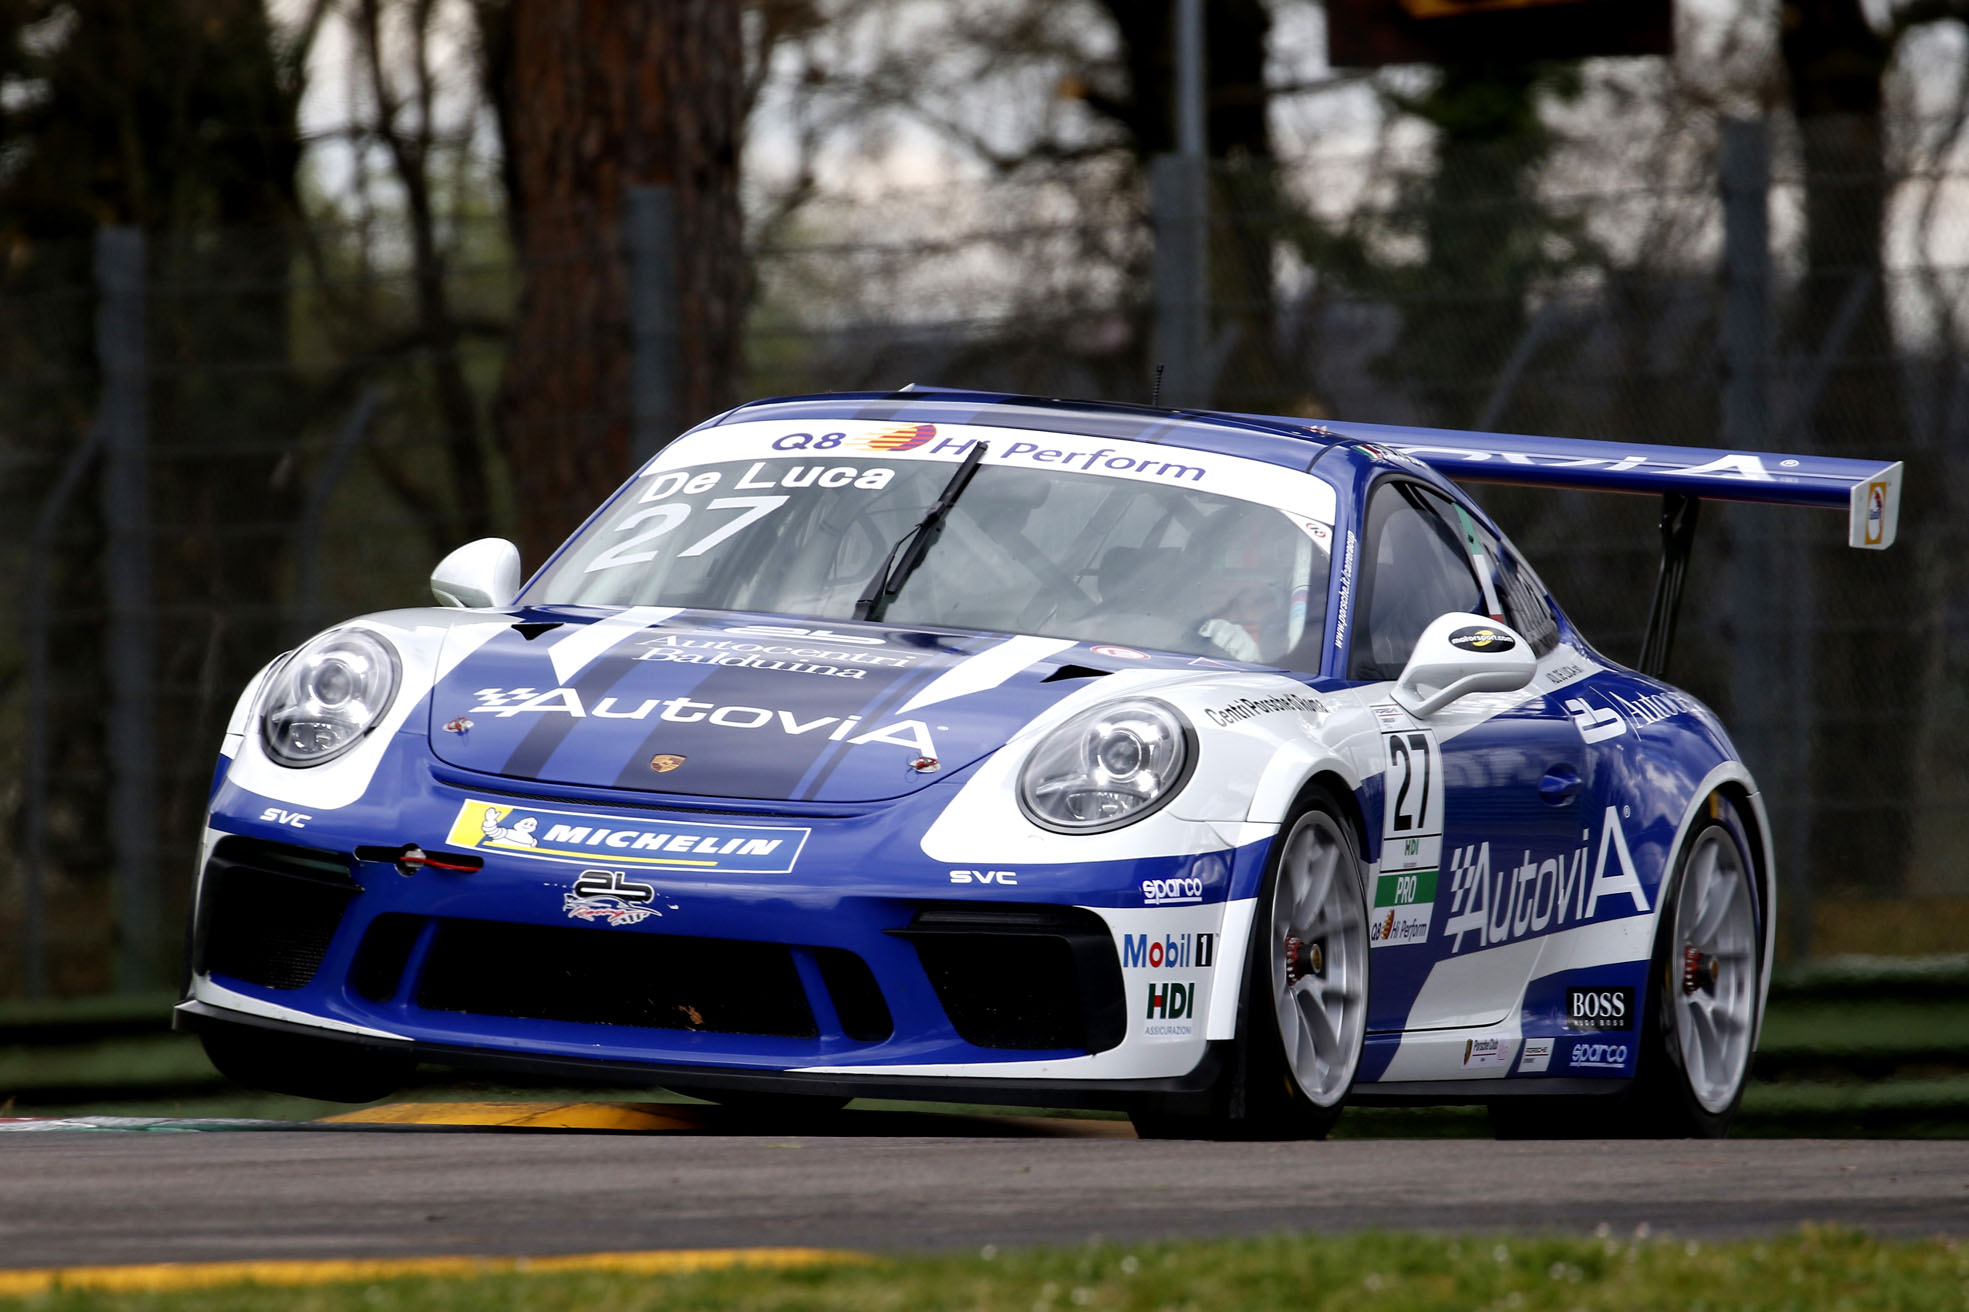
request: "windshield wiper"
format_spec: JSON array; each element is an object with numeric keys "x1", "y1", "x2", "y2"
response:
[{"x1": 853, "y1": 441, "x2": 989, "y2": 622}]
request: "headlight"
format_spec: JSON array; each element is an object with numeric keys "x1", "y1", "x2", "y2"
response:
[
  {"x1": 1018, "y1": 699, "x2": 1194, "y2": 833},
  {"x1": 259, "y1": 629, "x2": 402, "y2": 767}
]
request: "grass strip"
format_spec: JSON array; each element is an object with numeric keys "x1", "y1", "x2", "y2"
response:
[
  {"x1": 1772, "y1": 952, "x2": 1969, "y2": 1001},
  {"x1": 3, "y1": 1228, "x2": 1967, "y2": 1311}
]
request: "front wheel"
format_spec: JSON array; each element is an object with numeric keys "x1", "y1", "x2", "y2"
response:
[{"x1": 1132, "y1": 787, "x2": 1369, "y2": 1139}]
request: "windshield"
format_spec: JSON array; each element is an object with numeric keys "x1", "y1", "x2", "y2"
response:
[{"x1": 527, "y1": 442, "x2": 1335, "y2": 669}]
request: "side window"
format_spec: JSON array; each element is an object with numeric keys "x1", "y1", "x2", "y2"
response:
[
  {"x1": 1415, "y1": 489, "x2": 1562, "y2": 659},
  {"x1": 1349, "y1": 482, "x2": 1485, "y2": 682},
  {"x1": 1484, "y1": 534, "x2": 1561, "y2": 657}
]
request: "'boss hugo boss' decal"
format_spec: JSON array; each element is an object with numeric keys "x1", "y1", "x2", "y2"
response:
[{"x1": 1565, "y1": 986, "x2": 1635, "y2": 1031}]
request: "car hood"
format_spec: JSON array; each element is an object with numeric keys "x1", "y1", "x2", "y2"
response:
[{"x1": 425, "y1": 607, "x2": 1201, "y2": 803}]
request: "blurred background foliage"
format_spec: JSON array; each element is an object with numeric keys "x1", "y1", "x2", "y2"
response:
[{"x1": 2, "y1": 0, "x2": 1968, "y2": 997}]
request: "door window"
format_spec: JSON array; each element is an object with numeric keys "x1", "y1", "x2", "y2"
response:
[
  {"x1": 1413, "y1": 489, "x2": 1562, "y2": 658},
  {"x1": 1348, "y1": 482, "x2": 1485, "y2": 682}
]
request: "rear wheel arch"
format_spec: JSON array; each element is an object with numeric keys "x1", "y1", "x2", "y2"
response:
[
  {"x1": 1713, "y1": 780, "x2": 1772, "y2": 933},
  {"x1": 1701, "y1": 777, "x2": 1775, "y2": 1046}
]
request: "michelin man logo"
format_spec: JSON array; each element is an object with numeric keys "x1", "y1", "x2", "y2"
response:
[{"x1": 481, "y1": 807, "x2": 539, "y2": 847}]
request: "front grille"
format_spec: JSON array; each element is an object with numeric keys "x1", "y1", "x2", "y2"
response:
[
  {"x1": 415, "y1": 919, "x2": 817, "y2": 1037},
  {"x1": 197, "y1": 838, "x2": 359, "y2": 990},
  {"x1": 895, "y1": 905, "x2": 1126, "y2": 1053}
]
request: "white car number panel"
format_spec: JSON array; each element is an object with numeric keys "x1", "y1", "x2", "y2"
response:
[{"x1": 1373, "y1": 725, "x2": 1442, "y2": 951}]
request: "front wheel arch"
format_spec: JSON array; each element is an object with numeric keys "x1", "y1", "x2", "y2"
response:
[{"x1": 1135, "y1": 777, "x2": 1370, "y2": 1139}]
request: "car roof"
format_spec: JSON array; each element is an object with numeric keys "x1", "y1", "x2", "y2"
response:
[{"x1": 707, "y1": 387, "x2": 1363, "y2": 478}]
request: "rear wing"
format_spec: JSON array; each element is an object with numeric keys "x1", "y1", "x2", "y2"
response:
[
  {"x1": 1217, "y1": 411, "x2": 1904, "y2": 677},
  {"x1": 1290, "y1": 418, "x2": 1903, "y2": 551}
]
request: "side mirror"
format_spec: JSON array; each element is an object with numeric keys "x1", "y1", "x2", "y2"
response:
[
  {"x1": 431, "y1": 538, "x2": 522, "y2": 609},
  {"x1": 1390, "y1": 613, "x2": 1538, "y2": 718}
]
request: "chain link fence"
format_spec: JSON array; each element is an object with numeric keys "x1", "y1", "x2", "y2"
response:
[{"x1": 4, "y1": 110, "x2": 1966, "y2": 998}]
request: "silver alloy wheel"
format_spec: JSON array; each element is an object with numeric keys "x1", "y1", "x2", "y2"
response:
[
  {"x1": 1671, "y1": 826, "x2": 1757, "y2": 1114},
  {"x1": 1269, "y1": 810, "x2": 1368, "y2": 1107}
]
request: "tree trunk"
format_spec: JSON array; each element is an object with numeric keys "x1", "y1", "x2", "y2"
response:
[{"x1": 494, "y1": 0, "x2": 745, "y2": 566}]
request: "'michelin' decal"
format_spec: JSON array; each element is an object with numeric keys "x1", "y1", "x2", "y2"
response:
[{"x1": 446, "y1": 799, "x2": 808, "y2": 874}]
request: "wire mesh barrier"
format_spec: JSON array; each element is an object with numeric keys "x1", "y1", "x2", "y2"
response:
[{"x1": 2, "y1": 113, "x2": 1965, "y2": 999}]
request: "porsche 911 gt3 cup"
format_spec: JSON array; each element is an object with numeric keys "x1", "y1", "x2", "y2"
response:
[{"x1": 176, "y1": 389, "x2": 1902, "y2": 1138}]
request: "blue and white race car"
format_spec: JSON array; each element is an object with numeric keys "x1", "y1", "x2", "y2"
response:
[{"x1": 176, "y1": 389, "x2": 1902, "y2": 1138}]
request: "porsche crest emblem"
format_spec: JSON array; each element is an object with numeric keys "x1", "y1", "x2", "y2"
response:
[{"x1": 649, "y1": 754, "x2": 686, "y2": 774}]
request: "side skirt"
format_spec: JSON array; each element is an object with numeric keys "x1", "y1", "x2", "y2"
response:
[{"x1": 1352, "y1": 1077, "x2": 1632, "y2": 1104}]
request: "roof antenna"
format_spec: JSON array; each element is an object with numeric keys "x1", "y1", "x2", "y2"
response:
[{"x1": 1150, "y1": 362, "x2": 1165, "y2": 409}]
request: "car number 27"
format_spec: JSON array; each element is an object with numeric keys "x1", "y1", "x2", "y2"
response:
[
  {"x1": 1383, "y1": 731, "x2": 1443, "y2": 835},
  {"x1": 1372, "y1": 727, "x2": 1445, "y2": 950}
]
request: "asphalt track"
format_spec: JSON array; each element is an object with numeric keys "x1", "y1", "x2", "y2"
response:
[{"x1": 3, "y1": 1109, "x2": 1967, "y2": 1268}]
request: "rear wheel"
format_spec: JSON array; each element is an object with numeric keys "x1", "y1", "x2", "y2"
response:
[
  {"x1": 199, "y1": 1026, "x2": 411, "y2": 1104},
  {"x1": 1489, "y1": 795, "x2": 1760, "y2": 1140},
  {"x1": 1132, "y1": 787, "x2": 1368, "y2": 1140},
  {"x1": 1633, "y1": 800, "x2": 1760, "y2": 1136}
]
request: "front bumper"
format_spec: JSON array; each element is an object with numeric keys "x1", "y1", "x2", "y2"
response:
[
  {"x1": 189, "y1": 756, "x2": 1268, "y2": 1097},
  {"x1": 171, "y1": 998, "x2": 1236, "y2": 1111}
]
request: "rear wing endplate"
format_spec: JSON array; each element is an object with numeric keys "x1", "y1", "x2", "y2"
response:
[{"x1": 1301, "y1": 419, "x2": 1903, "y2": 550}]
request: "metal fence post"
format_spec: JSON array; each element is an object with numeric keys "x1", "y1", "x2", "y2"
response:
[
  {"x1": 96, "y1": 226, "x2": 158, "y2": 993},
  {"x1": 1151, "y1": 154, "x2": 1209, "y2": 409},
  {"x1": 1717, "y1": 117, "x2": 1810, "y2": 957},
  {"x1": 1151, "y1": 2, "x2": 1211, "y2": 409},
  {"x1": 625, "y1": 185, "x2": 682, "y2": 465}
]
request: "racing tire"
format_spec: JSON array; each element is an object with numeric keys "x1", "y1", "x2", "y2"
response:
[
  {"x1": 1131, "y1": 785, "x2": 1369, "y2": 1140},
  {"x1": 199, "y1": 1026, "x2": 412, "y2": 1104},
  {"x1": 1489, "y1": 794, "x2": 1761, "y2": 1140}
]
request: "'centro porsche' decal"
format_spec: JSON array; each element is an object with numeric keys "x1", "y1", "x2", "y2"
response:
[{"x1": 446, "y1": 799, "x2": 810, "y2": 873}]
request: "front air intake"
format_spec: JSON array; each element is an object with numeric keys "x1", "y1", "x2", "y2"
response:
[
  {"x1": 892, "y1": 905, "x2": 1126, "y2": 1053},
  {"x1": 196, "y1": 838, "x2": 360, "y2": 990},
  {"x1": 414, "y1": 919, "x2": 818, "y2": 1038}
]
